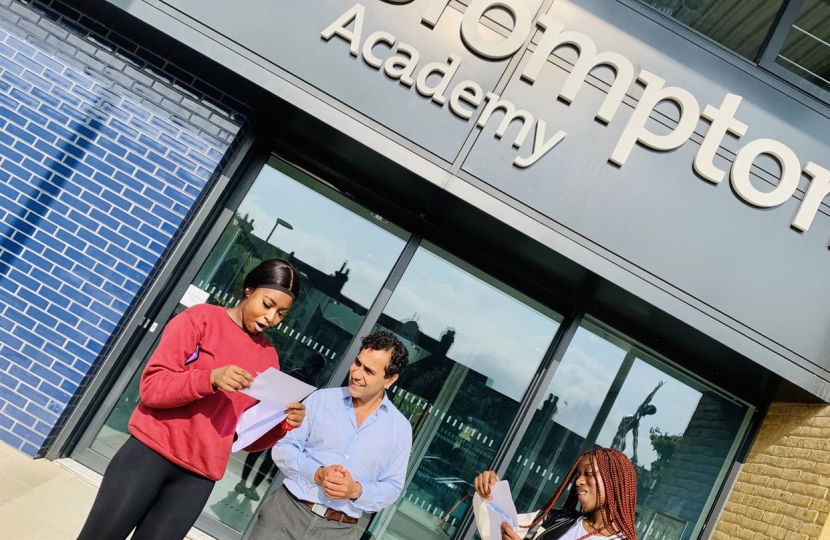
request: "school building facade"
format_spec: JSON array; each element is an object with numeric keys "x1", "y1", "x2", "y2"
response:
[{"x1": 0, "y1": 0, "x2": 828, "y2": 540}]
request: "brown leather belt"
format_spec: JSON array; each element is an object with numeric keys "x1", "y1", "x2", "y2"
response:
[{"x1": 287, "y1": 489, "x2": 358, "y2": 525}]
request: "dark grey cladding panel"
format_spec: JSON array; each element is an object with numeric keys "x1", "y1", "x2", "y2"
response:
[
  {"x1": 462, "y1": 1, "x2": 830, "y2": 370},
  {"x1": 548, "y1": 0, "x2": 830, "y2": 161},
  {"x1": 160, "y1": 0, "x2": 523, "y2": 162},
  {"x1": 124, "y1": 0, "x2": 830, "y2": 381}
]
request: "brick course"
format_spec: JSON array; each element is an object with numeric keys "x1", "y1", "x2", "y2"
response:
[
  {"x1": 713, "y1": 404, "x2": 830, "y2": 540},
  {"x1": 0, "y1": 0, "x2": 247, "y2": 454}
]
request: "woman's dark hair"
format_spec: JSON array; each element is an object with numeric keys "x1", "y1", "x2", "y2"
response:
[
  {"x1": 361, "y1": 331, "x2": 409, "y2": 378},
  {"x1": 243, "y1": 258, "x2": 301, "y2": 301},
  {"x1": 526, "y1": 447, "x2": 637, "y2": 540}
]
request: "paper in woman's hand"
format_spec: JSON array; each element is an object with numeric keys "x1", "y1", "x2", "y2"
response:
[
  {"x1": 242, "y1": 367, "x2": 316, "y2": 406},
  {"x1": 231, "y1": 368, "x2": 316, "y2": 452},
  {"x1": 472, "y1": 480, "x2": 538, "y2": 540},
  {"x1": 473, "y1": 480, "x2": 519, "y2": 540},
  {"x1": 232, "y1": 402, "x2": 286, "y2": 452}
]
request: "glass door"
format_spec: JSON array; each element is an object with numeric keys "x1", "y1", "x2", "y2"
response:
[
  {"x1": 68, "y1": 152, "x2": 753, "y2": 540},
  {"x1": 502, "y1": 318, "x2": 752, "y2": 540},
  {"x1": 361, "y1": 242, "x2": 564, "y2": 540},
  {"x1": 72, "y1": 156, "x2": 410, "y2": 538}
]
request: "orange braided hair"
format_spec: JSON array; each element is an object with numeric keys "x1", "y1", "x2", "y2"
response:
[{"x1": 526, "y1": 447, "x2": 637, "y2": 540}]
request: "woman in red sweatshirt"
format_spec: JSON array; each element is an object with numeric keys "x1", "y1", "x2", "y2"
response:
[{"x1": 76, "y1": 258, "x2": 305, "y2": 540}]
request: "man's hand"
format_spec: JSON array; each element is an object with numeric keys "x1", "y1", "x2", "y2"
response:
[
  {"x1": 284, "y1": 402, "x2": 306, "y2": 428},
  {"x1": 314, "y1": 465, "x2": 343, "y2": 487},
  {"x1": 210, "y1": 365, "x2": 253, "y2": 393},
  {"x1": 322, "y1": 465, "x2": 361, "y2": 500}
]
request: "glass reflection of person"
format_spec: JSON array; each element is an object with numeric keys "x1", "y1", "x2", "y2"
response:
[
  {"x1": 75, "y1": 259, "x2": 306, "y2": 540},
  {"x1": 611, "y1": 382, "x2": 663, "y2": 466},
  {"x1": 475, "y1": 447, "x2": 638, "y2": 540},
  {"x1": 286, "y1": 351, "x2": 327, "y2": 388}
]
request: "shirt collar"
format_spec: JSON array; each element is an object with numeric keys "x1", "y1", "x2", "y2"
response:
[{"x1": 340, "y1": 386, "x2": 391, "y2": 412}]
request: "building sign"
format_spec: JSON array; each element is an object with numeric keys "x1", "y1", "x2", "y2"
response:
[{"x1": 322, "y1": 0, "x2": 830, "y2": 244}]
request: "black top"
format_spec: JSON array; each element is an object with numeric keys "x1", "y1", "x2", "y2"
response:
[{"x1": 532, "y1": 508, "x2": 584, "y2": 540}]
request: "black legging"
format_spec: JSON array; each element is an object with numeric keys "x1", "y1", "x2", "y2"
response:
[{"x1": 76, "y1": 437, "x2": 215, "y2": 540}]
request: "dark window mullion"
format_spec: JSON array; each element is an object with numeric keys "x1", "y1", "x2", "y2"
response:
[
  {"x1": 325, "y1": 233, "x2": 423, "y2": 388},
  {"x1": 489, "y1": 310, "x2": 586, "y2": 479},
  {"x1": 758, "y1": 0, "x2": 807, "y2": 66},
  {"x1": 757, "y1": 0, "x2": 830, "y2": 105},
  {"x1": 455, "y1": 310, "x2": 586, "y2": 540}
]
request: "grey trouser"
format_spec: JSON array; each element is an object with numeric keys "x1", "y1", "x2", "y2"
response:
[{"x1": 248, "y1": 486, "x2": 358, "y2": 540}]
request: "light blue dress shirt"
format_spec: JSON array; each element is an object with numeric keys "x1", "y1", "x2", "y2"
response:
[{"x1": 272, "y1": 387, "x2": 413, "y2": 517}]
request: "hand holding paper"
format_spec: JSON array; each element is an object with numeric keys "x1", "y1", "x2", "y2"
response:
[
  {"x1": 283, "y1": 402, "x2": 306, "y2": 429},
  {"x1": 472, "y1": 480, "x2": 536, "y2": 540},
  {"x1": 232, "y1": 368, "x2": 316, "y2": 452}
]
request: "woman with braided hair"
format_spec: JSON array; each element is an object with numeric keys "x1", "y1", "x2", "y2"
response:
[{"x1": 474, "y1": 447, "x2": 637, "y2": 540}]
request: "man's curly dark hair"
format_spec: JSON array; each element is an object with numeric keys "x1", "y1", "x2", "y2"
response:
[{"x1": 360, "y1": 331, "x2": 409, "y2": 378}]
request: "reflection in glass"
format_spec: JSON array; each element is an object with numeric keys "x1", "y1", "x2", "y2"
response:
[
  {"x1": 505, "y1": 319, "x2": 749, "y2": 540},
  {"x1": 505, "y1": 321, "x2": 627, "y2": 514},
  {"x1": 365, "y1": 243, "x2": 562, "y2": 540},
  {"x1": 776, "y1": 0, "x2": 830, "y2": 94},
  {"x1": 638, "y1": 0, "x2": 785, "y2": 60},
  {"x1": 597, "y1": 358, "x2": 746, "y2": 540},
  {"x1": 87, "y1": 158, "x2": 407, "y2": 532}
]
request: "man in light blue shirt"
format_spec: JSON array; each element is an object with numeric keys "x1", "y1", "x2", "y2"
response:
[{"x1": 249, "y1": 331, "x2": 411, "y2": 540}]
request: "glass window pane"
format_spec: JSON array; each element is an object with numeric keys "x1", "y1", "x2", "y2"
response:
[
  {"x1": 505, "y1": 319, "x2": 750, "y2": 540},
  {"x1": 86, "y1": 157, "x2": 408, "y2": 533},
  {"x1": 775, "y1": 0, "x2": 830, "y2": 94},
  {"x1": 596, "y1": 359, "x2": 747, "y2": 540},
  {"x1": 638, "y1": 0, "x2": 786, "y2": 60},
  {"x1": 506, "y1": 320, "x2": 629, "y2": 514},
  {"x1": 365, "y1": 242, "x2": 563, "y2": 540}
]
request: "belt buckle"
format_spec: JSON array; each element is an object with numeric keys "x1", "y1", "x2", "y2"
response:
[{"x1": 311, "y1": 503, "x2": 329, "y2": 518}]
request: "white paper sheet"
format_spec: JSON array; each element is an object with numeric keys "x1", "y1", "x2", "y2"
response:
[
  {"x1": 473, "y1": 480, "x2": 529, "y2": 540},
  {"x1": 243, "y1": 367, "x2": 317, "y2": 406},
  {"x1": 179, "y1": 284, "x2": 209, "y2": 308},
  {"x1": 232, "y1": 401, "x2": 287, "y2": 452},
  {"x1": 231, "y1": 368, "x2": 316, "y2": 452},
  {"x1": 487, "y1": 481, "x2": 519, "y2": 537}
]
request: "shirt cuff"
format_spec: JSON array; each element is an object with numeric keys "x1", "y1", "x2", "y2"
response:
[
  {"x1": 300, "y1": 458, "x2": 323, "y2": 487},
  {"x1": 351, "y1": 482, "x2": 378, "y2": 510}
]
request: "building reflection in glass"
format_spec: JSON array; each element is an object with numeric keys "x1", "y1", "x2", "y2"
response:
[{"x1": 505, "y1": 321, "x2": 748, "y2": 540}]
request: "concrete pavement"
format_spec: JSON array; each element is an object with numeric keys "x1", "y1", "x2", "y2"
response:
[{"x1": 0, "y1": 441, "x2": 213, "y2": 540}]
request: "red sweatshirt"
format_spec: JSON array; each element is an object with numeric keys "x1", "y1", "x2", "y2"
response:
[{"x1": 128, "y1": 303, "x2": 287, "y2": 481}]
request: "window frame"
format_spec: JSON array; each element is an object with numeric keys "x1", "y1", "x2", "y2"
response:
[
  {"x1": 758, "y1": 0, "x2": 830, "y2": 105},
  {"x1": 622, "y1": 0, "x2": 830, "y2": 107}
]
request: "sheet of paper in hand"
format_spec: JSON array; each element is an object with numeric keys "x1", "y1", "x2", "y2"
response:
[
  {"x1": 243, "y1": 367, "x2": 316, "y2": 407},
  {"x1": 472, "y1": 480, "x2": 537, "y2": 540},
  {"x1": 231, "y1": 368, "x2": 316, "y2": 452}
]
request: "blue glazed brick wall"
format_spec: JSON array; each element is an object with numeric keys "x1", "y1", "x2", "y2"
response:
[{"x1": 0, "y1": 0, "x2": 248, "y2": 455}]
